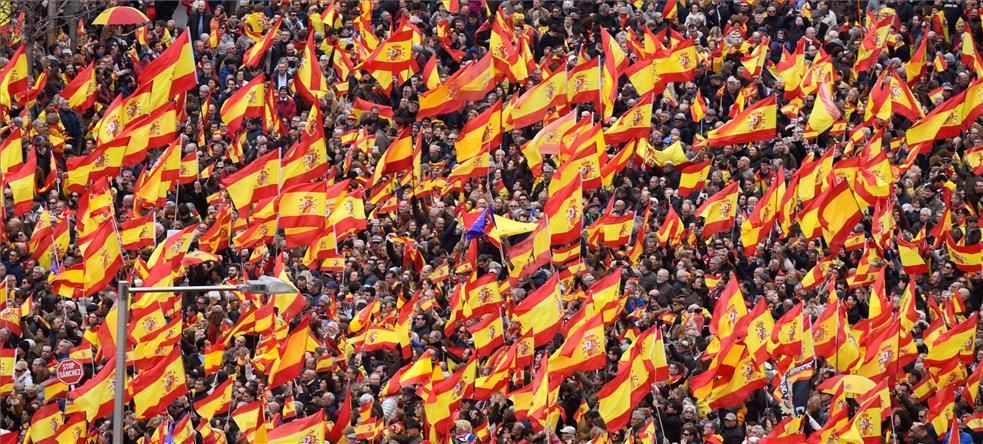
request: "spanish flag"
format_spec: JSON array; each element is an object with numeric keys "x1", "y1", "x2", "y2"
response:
[
  {"x1": 464, "y1": 272, "x2": 501, "y2": 319},
  {"x1": 597, "y1": 347, "x2": 647, "y2": 432},
  {"x1": 0, "y1": 348, "x2": 11, "y2": 394},
  {"x1": 507, "y1": 219, "x2": 550, "y2": 279},
  {"x1": 710, "y1": 276, "x2": 747, "y2": 338},
  {"x1": 359, "y1": 29, "x2": 415, "y2": 72},
  {"x1": 281, "y1": 110, "x2": 328, "y2": 189},
  {"x1": 550, "y1": 313, "x2": 606, "y2": 376},
  {"x1": 0, "y1": 45, "x2": 28, "y2": 107},
  {"x1": 898, "y1": 235, "x2": 929, "y2": 274},
  {"x1": 145, "y1": 224, "x2": 197, "y2": 273},
  {"x1": 867, "y1": 72, "x2": 924, "y2": 123},
  {"x1": 738, "y1": 299, "x2": 775, "y2": 362},
  {"x1": 268, "y1": 410, "x2": 324, "y2": 444},
  {"x1": 656, "y1": 38, "x2": 698, "y2": 83},
  {"x1": 513, "y1": 274, "x2": 563, "y2": 347},
  {"x1": 934, "y1": 50, "x2": 948, "y2": 72},
  {"x1": 422, "y1": 54, "x2": 440, "y2": 89},
  {"x1": 740, "y1": 44, "x2": 768, "y2": 80},
  {"x1": 242, "y1": 16, "x2": 282, "y2": 67},
  {"x1": 853, "y1": 19, "x2": 891, "y2": 73},
  {"x1": 523, "y1": 112, "x2": 575, "y2": 172},
  {"x1": 294, "y1": 31, "x2": 328, "y2": 104},
  {"x1": 231, "y1": 401, "x2": 264, "y2": 439},
  {"x1": 128, "y1": 315, "x2": 181, "y2": 366},
  {"x1": 119, "y1": 102, "x2": 180, "y2": 165},
  {"x1": 352, "y1": 97, "x2": 394, "y2": 123},
  {"x1": 278, "y1": 182, "x2": 327, "y2": 231},
  {"x1": 0, "y1": 127, "x2": 22, "y2": 174},
  {"x1": 906, "y1": 89, "x2": 967, "y2": 147},
  {"x1": 357, "y1": 325, "x2": 401, "y2": 352},
  {"x1": 469, "y1": 313, "x2": 505, "y2": 358},
  {"x1": 818, "y1": 179, "x2": 863, "y2": 254},
  {"x1": 29, "y1": 403, "x2": 63, "y2": 443},
  {"x1": 67, "y1": 363, "x2": 116, "y2": 421},
  {"x1": 906, "y1": 34, "x2": 928, "y2": 82},
  {"x1": 656, "y1": 204, "x2": 686, "y2": 247},
  {"x1": 627, "y1": 205, "x2": 651, "y2": 263},
  {"x1": 42, "y1": 377, "x2": 68, "y2": 402},
  {"x1": 677, "y1": 159, "x2": 712, "y2": 197},
  {"x1": 129, "y1": 347, "x2": 187, "y2": 419},
  {"x1": 599, "y1": 28, "x2": 622, "y2": 119},
  {"x1": 266, "y1": 314, "x2": 310, "y2": 388},
  {"x1": 624, "y1": 56, "x2": 668, "y2": 99},
  {"x1": 63, "y1": 142, "x2": 127, "y2": 195},
  {"x1": 118, "y1": 213, "x2": 155, "y2": 251},
  {"x1": 193, "y1": 377, "x2": 234, "y2": 420},
  {"x1": 691, "y1": 89, "x2": 707, "y2": 122},
  {"x1": 597, "y1": 213, "x2": 633, "y2": 248},
  {"x1": 506, "y1": 69, "x2": 568, "y2": 130},
  {"x1": 555, "y1": 123, "x2": 604, "y2": 190},
  {"x1": 28, "y1": 210, "x2": 55, "y2": 264},
  {"x1": 928, "y1": 386, "x2": 956, "y2": 437},
  {"x1": 455, "y1": 98, "x2": 502, "y2": 162},
  {"x1": 706, "y1": 95, "x2": 777, "y2": 147},
  {"x1": 604, "y1": 94, "x2": 653, "y2": 144},
  {"x1": 49, "y1": 264, "x2": 83, "y2": 299},
  {"x1": 446, "y1": 152, "x2": 490, "y2": 188},
  {"x1": 804, "y1": 80, "x2": 841, "y2": 138},
  {"x1": 174, "y1": 151, "x2": 199, "y2": 186},
  {"x1": 373, "y1": 126, "x2": 415, "y2": 179},
  {"x1": 854, "y1": 322, "x2": 901, "y2": 381},
  {"x1": 59, "y1": 61, "x2": 97, "y2": 112},
  {"x1": 967, "y1": 362, "x2": 983, "y2": 405},
  {"x1": 220, "y1": 149, "x2": 279, "y2": 210},
  {"x1": 708, "y1": 345, "x2": 765, "y2": 409},
  {"x1": 417, "y1": 73, "x2": 464, "y2": 119},
  {"x1": 53, "y1": 413, "x2": 86, "y2": 444},
  {"x1": 543, "y1": 175, "x2": 582, "y2": 245},
  {"x1": 771, "y1": 302, "x2": 806, "y2": 358},
  {"x1": 380, "y1": 350, "x2": 433, "y2": 397},
  {"x1": 6, "y1": 145, "x2": 34, "y2": 215},
  {"x1": 925, "y1": 312, "x2": 978, "y2": 366},
  {"x1": 695, "y1": 181, "x2": 739, "y2": 239},
  {"x1": 219, "y1": 74, "x2": 266, "y2": 133},
  {"x1": 812, "y1": 302, "x2": 860, "y2": 371},
  {"x1": 761, "y1": 417, "x2": 804, "y2": 443},
  {"x1": 233, "y1": 218, "x2": 276, "y2": 250},
  {"x1": 327, "y1": 192, "x2": 366, "y2": 240},
  {"x1": 567, "y1": 57, "x2": 600, "y2": 105},
  {"x1": 80, "y1": 223, "x2": 123, "y2": 297},
  {"x1": 137, "y1": 29, "x2": 197, "y2": 98},
  {"x1": 962, "y1": 32, "x2": 983, "y2": 75},
  {"x1": 966, "y1": 145, "x2": 983, "y2": 175},
  {"x1": 962, "y1": 77, "x2": 983, "y2": 124}
]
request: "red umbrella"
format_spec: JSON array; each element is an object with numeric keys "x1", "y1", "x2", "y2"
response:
[{"x1": 92, "y1": 6, "x2": 150, "y2": 26}]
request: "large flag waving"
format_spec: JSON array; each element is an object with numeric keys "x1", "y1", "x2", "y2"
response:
[
  {"x1": 706, "y1": 95, "x2": 777, "y2": 147},
  {"x1": 220, "y1": 74, "x2": 266, "y2": 133},
  {"x1": 695, "y1": 181, "x2": 740, "y2": 239}
]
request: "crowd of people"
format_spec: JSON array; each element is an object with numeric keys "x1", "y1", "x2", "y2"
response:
[{"x1": 0, "y1": 0, "x2": 981, "y2": 443}]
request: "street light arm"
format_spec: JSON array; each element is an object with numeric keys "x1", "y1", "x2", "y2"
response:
[
  {"x1": 127, "y1": 285, "x2": 245, "y2": 293},
  {"x1": 111, "y1": 276, "x2": 292, "y2": 444}
]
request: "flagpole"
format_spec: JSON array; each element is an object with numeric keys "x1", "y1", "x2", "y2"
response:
[
  {"x1": 47, "y1": 209, "x2": 62, "y2": 277},
  {"x1": 834, "y1": 299, "x2": 840, "y2": 371},
  {"x1": 173, "y1": 181, "x2": 181, "y2": 224},
  {"x1": 650, "y1": 326, "x2": 668, "y2": 434}
]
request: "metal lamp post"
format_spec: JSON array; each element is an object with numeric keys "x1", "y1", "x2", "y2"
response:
[{"x1": 112, "y1": 276, "x2": 296, "y2": 444}]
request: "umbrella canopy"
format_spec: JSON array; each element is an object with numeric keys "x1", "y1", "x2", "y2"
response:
[{"x1": 92, "y1": 6, "x2": 150, "y2": 26}]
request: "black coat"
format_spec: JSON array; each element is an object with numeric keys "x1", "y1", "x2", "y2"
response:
[{"x1": 187, "y1": 11, "x2": 213, "y2": 40}]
